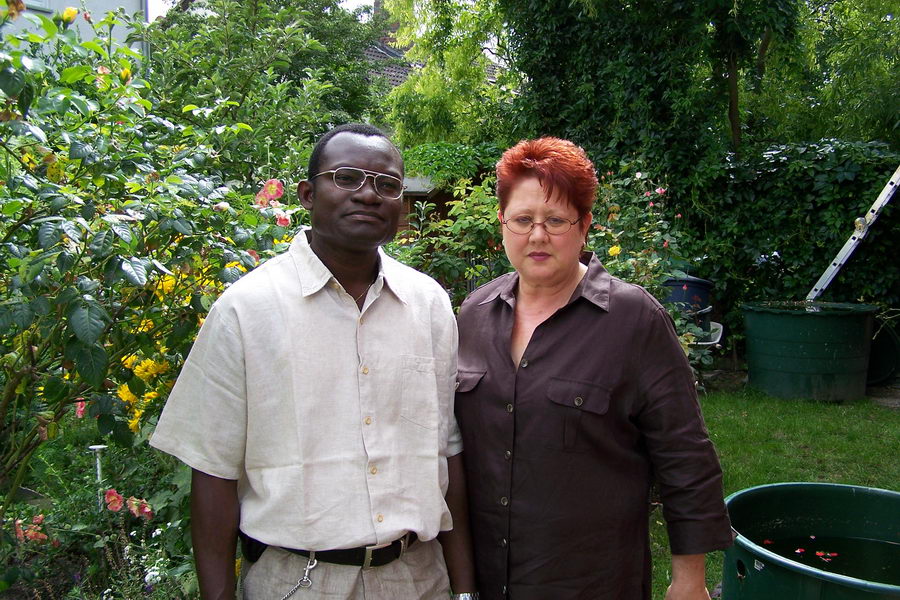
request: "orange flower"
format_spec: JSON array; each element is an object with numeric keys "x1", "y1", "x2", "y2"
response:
[{"x1": 105, "y1": 489, "x2": 124, "y2": 512}]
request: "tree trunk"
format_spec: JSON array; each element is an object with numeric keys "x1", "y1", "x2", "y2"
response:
[{"x1": 727, "y1": 51, "x2": 741, "y2": 152}]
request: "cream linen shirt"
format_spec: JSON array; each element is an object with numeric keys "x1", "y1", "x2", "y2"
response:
[{"x1": 150, "y1": 230, "x2": 462, "y2": 550}]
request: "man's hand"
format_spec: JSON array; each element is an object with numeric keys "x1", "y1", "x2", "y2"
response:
[
  {"x1": 665, "y1": 554, "x2": 711, "y2": 600},
  {"x1": 191, "y1": 469, "x2": 240, "y2": 600}
]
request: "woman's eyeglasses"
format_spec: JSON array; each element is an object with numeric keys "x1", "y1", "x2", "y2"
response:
[
  {"x1": 310, "y1": 167, "x2": 405, "y2": 200},
  {"x1": 501, "y1": 215, "x2": 583, "y2": 235}
]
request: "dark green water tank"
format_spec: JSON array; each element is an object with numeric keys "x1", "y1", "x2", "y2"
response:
[
  {"x1": 743, "y1": 302, "x2": 877, "y2": 402},
  {"x1": 723, "y1": 483, "x2": 900, "y2": 599}
]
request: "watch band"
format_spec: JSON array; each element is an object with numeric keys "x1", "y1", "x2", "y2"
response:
[{"x1": 451, "y1": 594, "x2": 480, "y2": 600}]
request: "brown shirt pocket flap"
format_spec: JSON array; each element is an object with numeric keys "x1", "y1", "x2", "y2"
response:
[
  {"x1": 456, "y1": 370, "x2": 486, "y2": 393},
  {"x1": 547, "y1": 377, "x2": 610, "y2": 416}
]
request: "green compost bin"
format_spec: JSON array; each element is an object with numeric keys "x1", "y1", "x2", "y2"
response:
[
  {"x1": 742, "y1": 301, "x2": 877, "y2": 401},
  {"x1": 723, "y1": 483, "x2": 900, "y2": 599}
]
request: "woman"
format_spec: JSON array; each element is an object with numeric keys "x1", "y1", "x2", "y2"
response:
[{"x1": 454, "y1": 138, "x2": 731, "y2": 600}]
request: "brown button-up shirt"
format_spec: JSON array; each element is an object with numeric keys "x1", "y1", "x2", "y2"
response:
[{"x1": 455, "y1": 254, "x2": 732, "y2": 600}]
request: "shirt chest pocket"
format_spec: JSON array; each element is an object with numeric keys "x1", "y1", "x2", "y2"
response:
[
  {"x1": 547, "y1": 377, "x2": 610, "y2": 452},
  {"x1": 400, "y1": 355, "x2": 439, "y2": 430}
]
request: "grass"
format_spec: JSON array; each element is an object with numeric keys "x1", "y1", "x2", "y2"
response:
[{"x1": 649, "y1": 386, "x2": 900, "y2": 598}]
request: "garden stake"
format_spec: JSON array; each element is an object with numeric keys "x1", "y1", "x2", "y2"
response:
[{"x1": 89, "y1": 444, "x2": 108, "y2": 511}]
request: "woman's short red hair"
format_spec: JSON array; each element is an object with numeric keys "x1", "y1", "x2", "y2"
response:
[{"x1": 496, "y1": 137, "x2": 598, "y2": 216}]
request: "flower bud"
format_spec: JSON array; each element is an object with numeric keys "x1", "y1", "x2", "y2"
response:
[{"x1": 62, "y1": 6, "x2": 78, "y2": 23}]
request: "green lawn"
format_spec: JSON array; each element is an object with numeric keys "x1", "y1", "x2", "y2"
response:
[{"x1": 649, "y1": 387, "x2": 900, "y2": 598}]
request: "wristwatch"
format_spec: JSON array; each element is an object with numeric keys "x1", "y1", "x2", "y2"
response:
[{"x1": 451, "y1": 594, "x2": 480, "y2": 600}]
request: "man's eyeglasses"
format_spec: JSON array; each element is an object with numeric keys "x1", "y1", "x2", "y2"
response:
[
  {"x1": 310, "y1": 167, "x2": 405, "y2": 200},
  {"x1": 501, "y1": 214, "x2": 583, "y2": 235}
]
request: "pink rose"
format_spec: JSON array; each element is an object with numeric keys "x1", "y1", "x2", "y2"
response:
[
  {"x1": 648, "y1": 202, "x2": 655, "y2": 207},
  {"x1": 105, "y1": 489, "x2": 124, "y2": 512},
  {"x1": 663, "y1": 240, "x2": 669, "y2": 248},
  {"x1": 655, "y1": 187, "x2": 666, "y2": 195},
  {"x1": 260, "y1": 179, "x2": 284, "y2": 201},
  {"x1": 75, "y1": 400, "x2": 86, "y2": 418},
  {"x1": 644, "y1": 191, "x2": 651, "y2": 197}
]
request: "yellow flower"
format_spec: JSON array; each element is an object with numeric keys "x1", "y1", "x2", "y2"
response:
[
  {"x1": 61, "y1": 6, "x2": 77, "y2": 23},
  {"x1": 134, "y1": 319, "x2": 154, "y2": 333},
  {"x1": 142, "y1": 390, "x2": 159, "y2": 403},
  {"x1": 128, "y1": 409, "x2": 143, "y2": 433},
  {"x1": 608, "y1": 245, "x2": 622, "y2": 257},
  {"x1": 121, "y1": 354, "x2": 139, "y2": 370},
  {"x1": 133, "y1": 359, "x2": 156, "y2": 382},
  {"x1": 225, "y1": 261, "x2": 247, "y2": 273},
  {"x1": 117, "y1": 384, "x2": 138, "y2": 406},
  {"x1": 119, "y1": 67, "x2": 131, "y2": 83}
]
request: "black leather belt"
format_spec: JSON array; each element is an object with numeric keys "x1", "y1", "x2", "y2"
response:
[{"x1": 240, "y1": 531, "x2": 416, "y2": 569}]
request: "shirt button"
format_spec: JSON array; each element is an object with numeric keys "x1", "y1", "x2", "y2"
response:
[
  {"x1": 502, "y1": 585, "x2": 508, "y2": 595},
  {"x1": 361, "y1": 366, "x2": 369, "y2": 375},
  {"x1": 520, "y1": 358, "x2": 529, "y2": 368},
  {"x1": 499, "y1": 496, "x2": 509, "y2": 506},
  {"x1": 364, "y1": 416, "x2": 372, "y2": 425},
  {"x1": 504, "y1": 450, "x2": 512, "y2": 460},
  {"x1": 455, "y1": 380, "x2": 460, "y2": 390},
  {"x1": 376, "y1": 514, "x2": 384, "y2": 523},
  {"x1": 506, "y1": 403, "x2": 514, "y2": 413},
  {"x1": 574, "y1": 396, "x2": 584, "y2": 406},
  {"x1": 500, "y1": 538, "x2": 508, "y2": 547},
  {"x1": 370, "y1": 466, "x2": 378, "y2": 475}
]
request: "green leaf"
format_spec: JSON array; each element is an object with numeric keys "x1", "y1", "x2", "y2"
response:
[
  {"x1": 109, "y1": 222, "x2": 133, "y2": 244},
  {"x1": 42, "y1": 376, "x2": 68, "y2": 402},
  {"x1": 69, "y1": 141, "x2": 96, "y2": 160},
  {"x1": 112, "y1": 420, "x2": 134, "y2": 446},
  {"x1": 89, "y1": 230, "x2": 115, "y2": 256},
  {"x1": 2, "y1": 200, "x2": 24, "y2": 216},
  {"x1": 6, "y1": 120, "x2": 47, "y2": 143},
  {"x1": 38, "y1": 222, "x2": 60, "y2": 248},
  {"x1": 73, "y1": 342, "x2": 108, "y2": 389},
  {"x1": 121, "y1": 257, "x2": 148, "y2": 286},
  {"x1": 69, "y1": 95, "x2": 91, "y2": 116},
  {"x1": 60, "y1": 65, "x2": 93, "y2": 84},
  {"x1": 0, "y1": 67, "x2": 25, "y2": 97},
  {"x1": 97, "y1": 414, "x2": 115, "y2": 436},
  {"x1": 17, "y1": 82, "x2": 34, "y2": 118},
  {"x1": 181, "y1": 104, "x2": 199, "y2": 112},
  {"x1": 38, "y1": 14, "x2": 59, "y2": 38},
  {"x1": 68, "y1": 300, "x2": 107, "y2": 344},
  {"x1": 8, "y1": 302, "x2": 34, "y2": 330},
  {"x1": 80, "y1": 40, "x2": 108, "y2": 58}
]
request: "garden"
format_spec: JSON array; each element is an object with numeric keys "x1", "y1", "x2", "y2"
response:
[{"x1": 1, "y1": 0, "x2": 898, "y2": 597}]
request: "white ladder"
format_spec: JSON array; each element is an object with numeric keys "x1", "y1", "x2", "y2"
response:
[{"x1": 806, "y1": 163, "x2": 900, "y2": 301}]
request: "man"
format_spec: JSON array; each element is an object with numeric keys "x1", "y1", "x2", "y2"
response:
[{"x1": 151, "y1": 124, "x2": 477, "y2": 599}]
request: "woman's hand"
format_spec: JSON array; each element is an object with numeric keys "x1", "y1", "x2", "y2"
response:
[{"x1": 665, "y1": 554, "x2": 711, "y2": 600}]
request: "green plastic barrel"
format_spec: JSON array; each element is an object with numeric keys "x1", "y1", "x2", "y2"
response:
[
  {"x1": 723, "y1": 483, "x2": 900, "y2": 599},
  {"x1": 743, "y1": 302, "x2": 877, "y2": 402}
]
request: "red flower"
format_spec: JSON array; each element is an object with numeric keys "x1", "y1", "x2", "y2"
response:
[
  {"x1": 127, "y1": 497, "x2": 153, "y2": 520},
  {"x1": 254, "y1": 190, "x2": 269, "y2": 207},
  {"x1": 14, "y1": 519, "x2": 24, "y2": 541},
  {"x1": 275, "y1": 212, "x2": 290, "y2": 227},
  {"x1": 32, "y1": 514, "x2": 44, "y2": 525},
  {"x1": 662, "y1": 240, "x2": 669, "y2": 249},
  {"x1": 648, "y1": 202, "x2": 655, "y2": 207},
  {"x1": 247, "y1": 249, "x2": 260, "y2": 262},
  {"x1": 675, "y1": 213, "x2": 682, "y2": 218},
  {"x1": 763, "y1": 539, "x2": 773, "y2": 545},
  {"x1": 644, "y1": 191, "x2": 652, "y2": 197},
  {"x1": 105, "y1": 489, "x2": 124, "y2": 512},
  {"x1": 75, "y1": 400, "x2": 86, "y2": 418}
]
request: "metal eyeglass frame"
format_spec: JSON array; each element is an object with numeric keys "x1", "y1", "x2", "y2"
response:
[
  {"x1": 310, "y1": 167, "x2": 406, "y2": 200},
  {"x1": 500, "y1": 214, "x2": 584, "y2": 235}
]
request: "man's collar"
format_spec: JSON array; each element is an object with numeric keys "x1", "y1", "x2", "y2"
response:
[{"x1": 288, "y1": 229, "x2": 408, "y2": 304}]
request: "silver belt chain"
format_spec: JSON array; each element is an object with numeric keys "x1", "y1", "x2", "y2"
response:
[{"x1": 279, "y1": 554, "x2": 317, "y2": 599}]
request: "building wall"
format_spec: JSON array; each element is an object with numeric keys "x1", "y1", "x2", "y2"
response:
[{"x1": 4, "y1": 0, "x2": 147, "y2": 42}]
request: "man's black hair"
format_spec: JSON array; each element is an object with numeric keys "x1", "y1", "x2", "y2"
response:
[{"x1": 307, "y1": 123, "x2": 398, "y2": 179}]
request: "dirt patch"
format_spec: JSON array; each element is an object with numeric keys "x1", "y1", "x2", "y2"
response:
[{"x1": 867, "y1": 382, "x2": 900, "y2": 409}]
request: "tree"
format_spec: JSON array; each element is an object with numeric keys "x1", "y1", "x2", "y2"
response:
[
  {"x1": 142, "y1": 0, "x2": 388, "y2": 186},
  {"x1": 383, "y1": 0, "x2": 516, "y2": 146}
]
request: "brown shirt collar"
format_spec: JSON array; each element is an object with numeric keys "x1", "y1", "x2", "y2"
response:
[{"x1": 477, "y1": 251, "x2": 611, "y2": 312}]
